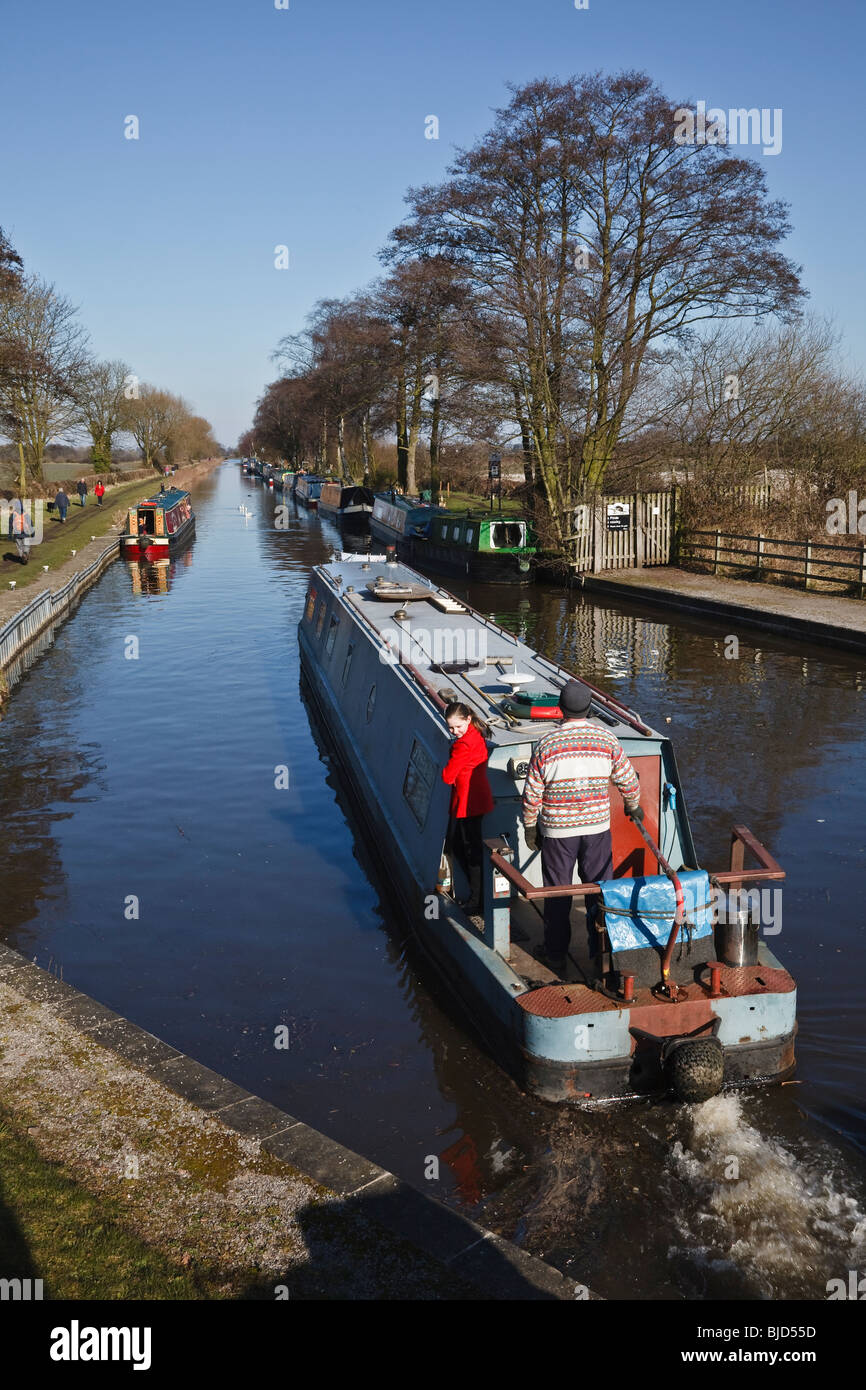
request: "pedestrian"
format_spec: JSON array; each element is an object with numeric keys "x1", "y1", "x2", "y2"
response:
[
  {"x1": 94, "y1": 480, "x2": 106, "y2": 506},
  {"x1": 77, "y1": 478, "x2": 88, "y2": 507},
  {"x1": 522, "y1": 679, "x2": 643, "y2": 974},
  {"x1": 54, "y1": 487, "x2": 69, "y2": 522},
  {"x1": 441, "y1": 701, "x2": 495, "y2": 916},
  {"x1": 9, "y1": 498, "x2": 33, "y2": 565}
]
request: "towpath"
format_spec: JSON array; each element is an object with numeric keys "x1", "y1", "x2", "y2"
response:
[{"x1": 580, "y1": 566, "x2": 866, "y2": 652}]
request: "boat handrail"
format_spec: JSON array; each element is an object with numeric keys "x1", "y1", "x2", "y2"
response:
[{"x1": 484, "y1": 823, "x2": 785, "y2": 903}]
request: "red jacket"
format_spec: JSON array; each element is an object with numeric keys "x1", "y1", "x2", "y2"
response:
[{"x1": 442, "y1": 723, "x2": 495, "y2": 819}]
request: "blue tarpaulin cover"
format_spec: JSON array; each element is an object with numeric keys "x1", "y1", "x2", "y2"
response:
[{"x1": 599, "y1": 870, "x2": 714, "y2": 952}]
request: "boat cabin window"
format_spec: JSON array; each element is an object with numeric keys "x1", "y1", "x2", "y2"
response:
[
  {"x1": 466, "y1": 527, "x2": 474, "y2": 543},
  {"x1": 305, "y1": 588, "x2": 317, "y2": 621},
  {"x1": 137, "y1": 510, "x2": 155, "y2": 534},
  {"x1": 402, "y1": 737, "x2": 436, "y2": 829},
  {"x1": 490, "y1": 522, "x2": 526, "y2": 549},
  {"x1": 452, "y1": 525, "x2": 460, "y2": 541},
  {"x1": 315, "y1": 600, "x2": 327, "y2": 637},
  {"x1": 325, "y1": 615, "x2": 339, "y2": 657},
  {"x1": 341, "y1": 642, "x2": 354, "y2": 687}
]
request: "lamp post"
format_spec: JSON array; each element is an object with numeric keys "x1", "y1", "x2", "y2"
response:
[{"x1": 488, "y1": 451, "x2": 501, "y2": 512}]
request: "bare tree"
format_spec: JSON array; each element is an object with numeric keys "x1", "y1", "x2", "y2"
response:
[
  {"x1": 74, "y1": 358, "x2": 133, "y2": 472},
  {"x1": 389, "y1": 71, "x2": 804, "y2": 555},
  {"x1": 124, "y1": 385, "x2": 188, "y2": 470},
  {"x1": 0, "y1": 275, "x2": 90, "y2": 482}
]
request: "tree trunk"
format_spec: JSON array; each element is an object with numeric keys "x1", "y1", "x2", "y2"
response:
[
  {"x1": 396, "y1": 371, "x2": 409, "y2": 490},
  {"x1": 17, "y1": 440, "x2": 26, "y2": 494},
  {"x1": 361, "y1": 412, "x2": 372, "y2": 485},
  {"x1": 336, "y1": 414, "x2": 351, "y2": 480},
  {"x1": 429, "y1": 392, "x2": 441, "y2": 498},
  {"x1": 512, "y1": 384, "x2": 534, "y2": 486}
]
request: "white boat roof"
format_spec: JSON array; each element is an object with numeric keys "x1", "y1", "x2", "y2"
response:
[{"x1": 317, "y1": 557, "x2": 660, "y2": 749}]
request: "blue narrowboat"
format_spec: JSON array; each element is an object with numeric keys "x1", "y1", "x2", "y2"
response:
[
  {"x1": 298, "y1": 557, "x2": 796, "y2": 1105},
  {"x1": 370, "y1": 493, "x2": 447, "y2": 552},
  {"x1": 294, "y1": 474, "x2": 328, "y2": 509}
]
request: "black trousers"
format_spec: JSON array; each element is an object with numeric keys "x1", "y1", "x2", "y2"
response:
[
  {"x1": 541, "y1": 829, "x2": 613, "y2": 958},
  {"x1": 447, "y1": 814, "x2": 484, "y2": 902}
]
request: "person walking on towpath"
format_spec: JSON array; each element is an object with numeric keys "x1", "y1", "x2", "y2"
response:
[
  {"x1": 94, "y1": 480, "x2": 105, "y2": 506},
  {"x1": 522, "y1": 679, "x2": 643, "y2": 974},
  {"x1": 9, "y1": 498, "x2": 34, "y2": 564},
  {"x1": 442, "y1": 701, "x2": 495, "y2": 917},
  {"x1": 54, "y1": 487, "x2": 69, "y2": 522},
  {"x1": 76, "y1": 479, "x2": 88, "y2": 507}
]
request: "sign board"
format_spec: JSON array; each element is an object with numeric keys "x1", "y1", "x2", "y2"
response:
[
  {"x1": 606, "y1": 502, "x2": 630, "y2": 531},
  {"x1": 488, "y1": 456, "x2": 501, "y2": 480}
]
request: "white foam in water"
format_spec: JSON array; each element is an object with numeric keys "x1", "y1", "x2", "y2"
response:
[{"x1": 667, "y1": 1094, "x2": 866, "y2": 1296}]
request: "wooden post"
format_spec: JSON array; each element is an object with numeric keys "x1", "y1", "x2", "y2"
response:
[
  {"x1": 713, "y1": 528, "x2": 721, "y2": 575},
  {"x1": 804, "y1": 539, "x2": 812, "y2": 591},
  {"x1": 756, "y1": 533, "x2": 764, "y2": 578},
  {"x1": 592, "y1": 499, "x2": 603, "y2": 573},
  {"x1": 634, "y1": 491, "x2": 644, "y2": 569}
]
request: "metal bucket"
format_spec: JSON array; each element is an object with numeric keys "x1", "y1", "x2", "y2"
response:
[{"x1": 716, "y1": 908, "x2": 759, "y2": 967}]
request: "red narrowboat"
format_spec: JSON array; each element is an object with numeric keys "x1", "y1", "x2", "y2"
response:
[{"x1": 120, "y1": 488, "x2": 196, "y2": 561}]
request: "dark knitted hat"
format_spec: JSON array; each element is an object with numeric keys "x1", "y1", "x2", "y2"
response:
[{"x1": 559, "y1": 679, "x2": 593, "y2": 716}]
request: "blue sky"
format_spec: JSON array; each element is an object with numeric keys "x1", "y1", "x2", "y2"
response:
[{"x1": 2, "y1": 0, "x2": 863, "y2": 445}]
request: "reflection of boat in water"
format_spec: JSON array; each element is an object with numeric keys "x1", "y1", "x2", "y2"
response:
[
  {"x1": 125, "y1": 547, "x2": 193, "y2": 595},
  {"x1": 299, "y1": 556, "x2": 796, "y2": 1106},
  {"x1": 120, "y1": 488, "x2": 195, "y2": 562}
]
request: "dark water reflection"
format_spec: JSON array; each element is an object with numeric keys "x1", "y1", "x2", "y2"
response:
[{"x1": 1, "y1": 464, "x2": 865, "y2": 1299}]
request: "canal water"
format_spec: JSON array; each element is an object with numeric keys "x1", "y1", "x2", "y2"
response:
[{"x1": 2, "y1": 462, "x2": 865, "y2": 1299}]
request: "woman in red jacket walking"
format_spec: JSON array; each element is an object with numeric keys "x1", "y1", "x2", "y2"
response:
[{"x1": 442, "y1": 701, "x2": 495, "y2": 914}]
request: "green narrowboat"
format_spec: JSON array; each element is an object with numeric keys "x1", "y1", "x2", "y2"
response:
[{"x1": 416, "y1": 511, "x2": 536, "y2": 584}]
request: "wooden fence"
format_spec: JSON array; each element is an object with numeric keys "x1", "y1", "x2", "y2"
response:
[
  {"x1": 571, "y1": 490, "x2": 675, "y2": 573},
  {"x1": 681, "y1": 529, "x2": 866, "y2": 597}
]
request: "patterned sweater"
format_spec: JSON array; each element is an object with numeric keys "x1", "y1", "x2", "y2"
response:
[{"x1": 522, "y1": 719, "x2": 640, "y2": 838}]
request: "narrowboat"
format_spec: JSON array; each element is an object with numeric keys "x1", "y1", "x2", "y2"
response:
[
  {"x1": 318, "y1": 482, "x2": 374, "y2": 530},
  {"x1": 299, "y1": 557, "x2": 796, "y2": 1106},
  {"x1": 278, "y1": 469, "x2": 297, "y2": 494},
  {"x1": 295, "y1": 474, "x2": 328, "y2": 509},
  {"x1": 120, "y1": 487, "x2": 195, "y2": 562},
  {"x1": 418, "y1": 511, "x2": 536, "y2": 584},
  {"x1": 370, "y1": 493, "x2": 448, "y2": 555}
]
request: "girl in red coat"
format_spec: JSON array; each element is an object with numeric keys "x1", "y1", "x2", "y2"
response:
[{"x1": 442, "y1": 701, "x2": 495, "y2": 914}]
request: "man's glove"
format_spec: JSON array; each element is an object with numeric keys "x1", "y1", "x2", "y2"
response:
[
  {"x1": 524, "y1": 824, "x2": 540, "y2": 852},
  {"x1": 625, "y1": 802, "x2": 644, "y2": 823}
]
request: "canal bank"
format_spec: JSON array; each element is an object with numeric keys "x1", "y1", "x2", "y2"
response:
[
  {"x1": 579, "y1": 567, "x2": 866, "y2": 654},
  {"x1": 0, "y1": 941, "x2": 586, "y2": 1300},
  {"x1": 0, "y1": 458, "x2": 222, "y2": 707}
]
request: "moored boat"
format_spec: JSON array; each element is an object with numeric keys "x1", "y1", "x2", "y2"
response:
[
  {"x1": 298, "y1": 556, "x2": 796, "y2": 1105},
  {"x1": 295, "y1": 474, "x2": 328, "y2": 509},
  {"x1": 419, "y1": 510, "x2": 536, "y2": 583},
  {"x1": 120, "y1": 487, "x2": 195, "y2": 562},
  {"x1": 318, "y1": 482, "x2": 374, "y2": 529},
  {"x1": 370, "y1": 493, "x2": 448, "y2": 556}
]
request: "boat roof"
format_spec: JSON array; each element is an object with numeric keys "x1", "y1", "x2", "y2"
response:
[
  {"x1": 315, "y1": 557, "x2": 661, "y2": 749},
  {"x1": 373, "y1": 492, "x2": 448, "y2": 517},
  {"x1": 141, "y1": 487, "x2": 190, "y2": 508}
]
